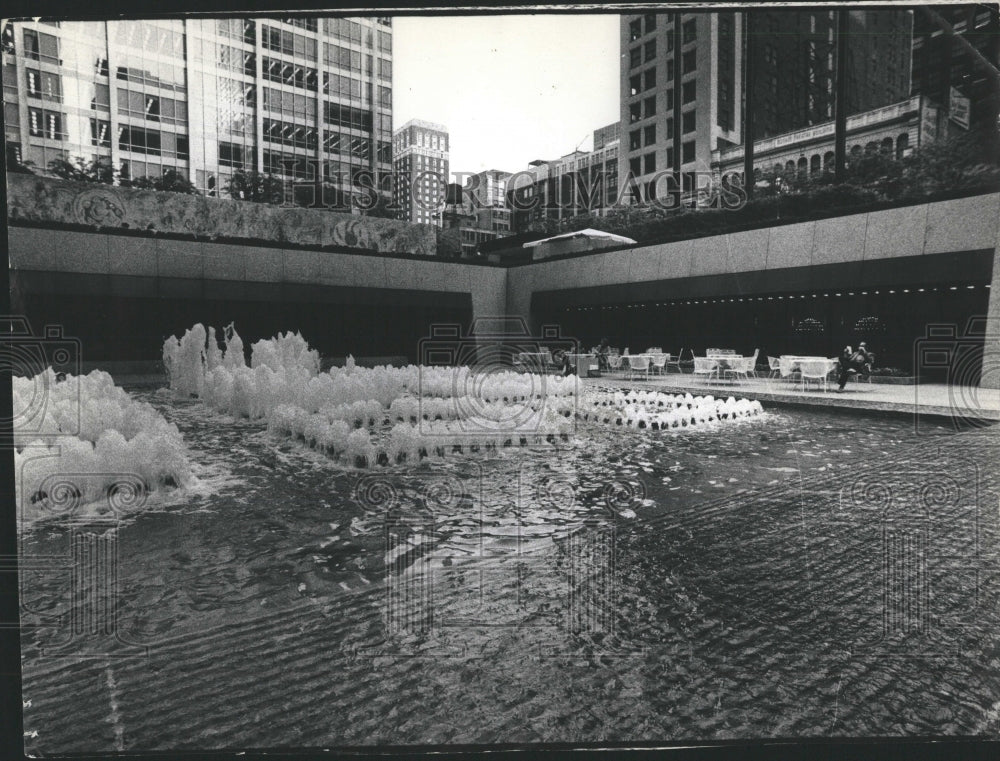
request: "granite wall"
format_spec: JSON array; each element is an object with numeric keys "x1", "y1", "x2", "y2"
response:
[{"x1": 6, "y1": 173, "x2": 437, "y2": 256}]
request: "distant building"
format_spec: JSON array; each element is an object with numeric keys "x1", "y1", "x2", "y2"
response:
[
  {"x1": 910, "y1": 4, "x2": 1000, "y2": 133},
  {"x1": 619, "y1": 9, "x2": 912, "y2": 202},
  {"x1": 593, "y1": 121, "x2": 620, "y2": 150},
  {"x1": 509, "y1": 137, "x2": 619, "y2": 233},
  {"x1": 2, "y1": 17, "x2": 395, "y2": 208},
  {"x1": 392, "y1": 118, "x2": 448, "y2": 226},
  {"x1": 441, "y1": 171, "x2": 514, "y2": 257},
  {"x1": 711, "y1": 94, "x2": 943, "y2": 181}
]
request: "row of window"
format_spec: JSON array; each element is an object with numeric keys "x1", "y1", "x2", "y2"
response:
[
  {"x1": 263, "y1": 117, "x2": 318, "y2": 150},
  {"x1": 628, "y1": 15, "x2": 697, "y2": 44},
  {"x1": 324, "y1": 102, "x2": 373, "y2": 131},
  {"x1": 262, "y1": 56, "x2": 318, "y2": 91},
  {"x1": 216, "y1": 18, "x2": 256, "y2": 44},
  {"x1": 117, "y1": 88, "x2": 188, "y2": 124},
  {"x1": 628, "y1": 82, "x2": 698, "y2": 122},
  {"x1": 113, "y1": 21, "x2": 185, "y2": 58},
  {"x1": 119, "y1": 124, "x2": 189, "y2": 157},
  {"x1": 116, "y1": 62, "x2": 186, "y2": 92},
  {"x1": 322, "y1": 18, "x2": 392, "y2": 52},
  {"x1": 627, "y1": 111, "x2": 697, "y2": 151},
  {"x1": 262, "y1": 24, "x2": 318, "y2": 59}
]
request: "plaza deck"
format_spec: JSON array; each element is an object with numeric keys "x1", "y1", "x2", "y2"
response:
[{"x1": 585, "y1": 373, "x2": 1000, "y2": 422}]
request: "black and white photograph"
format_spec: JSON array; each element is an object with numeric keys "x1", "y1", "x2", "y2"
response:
[{"x1": 3, "y1": 2, "x2": 1000, "y2": 757}]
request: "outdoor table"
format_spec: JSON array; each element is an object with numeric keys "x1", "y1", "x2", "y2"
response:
[
  {"x1": 706, "y1": 354, "x2": 744, "y2": 372},
  {"x1": 779, "y1": 355, "x2": 839, "y2": 380}
]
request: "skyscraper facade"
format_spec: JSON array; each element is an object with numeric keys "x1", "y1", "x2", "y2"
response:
[
  {"x1": 392, "y1": 118, "x2": 448, "y2": 226},
  {"x1": 619, "y1": 9, "x2": 912, "y2": 203},
  {"x1": 3, "y1": 16, "x2": 393, "y2": 208},
  {"x1": 910, "y1": 4, "x2": 1000, "y2": 132}
]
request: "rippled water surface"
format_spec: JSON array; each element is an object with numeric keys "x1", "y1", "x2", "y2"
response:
[{"x1": 19, "y1": 390, "x2": 1000, "y2": 751}]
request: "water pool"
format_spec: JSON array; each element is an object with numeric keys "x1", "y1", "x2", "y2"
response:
[{"x1": 19, "y1": 390, "x2": 1000, "y2": 750}]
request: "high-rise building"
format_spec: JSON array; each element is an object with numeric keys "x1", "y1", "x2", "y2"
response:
[
  {"x1": 619, "y1": 9, "x2": 911, "y2": 202},
  {"x1": 910, "y1": 4, "x2": 1000, "y2": 133},
  {"x1": 2, "y1": 16, "x2": 393, "y2": 209},
  {"x1": 392, "y1": 118, "x2": 448, "y2": 226}
]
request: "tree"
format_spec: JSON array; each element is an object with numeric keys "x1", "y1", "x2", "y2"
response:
[
  {"x1": 224, "y1": 169, "x2": 286, "y2": 204},
  {"x1": 121, "y1": 169, "x2": 199, "y2": 194},
  {"x1": 47, "y1": 156, "x2": 114, "y2": 184}
]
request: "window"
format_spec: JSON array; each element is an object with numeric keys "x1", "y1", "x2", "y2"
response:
[
  {"x1": 118, "y1": 125, "x2": 162, "y2": 155},
  {"x1": 644, "y1": 14, "x2": 657, "y2": 33},
  {"x1": 643, "y1": 67, "x2": 656, "y2": 90},
  {"x1": 378, "y1": 86, "x2": 391, "y2": 107},
  {"x1": 644, "y1": 96, "x2": 656, "y2": 118},
  {"x1": 682, "y1": 110, "x2": 696, "y2": 133},
  {"x1": 629, "y1": 74, "x2": 641, "y2": 97},
  {"x1": 629, "y1": 130, "x2": 641, "y2": 150},
  {"x1": 27, "y1": 107, "x2": 64, "y2": 139},
  {"x1": 378, "y1": 30, "x2": 391, "y2": 52},
  {"x1": 665, "y1": 116, "x2": 674, "y2": 136},
  {"x1": 629, "y1": 156, "x2": 641, "y2": 176},
  {"x1": 283, "y1": 17, "x2": 318, "y2": 32},
  {"x1": 629, "y1": 18, "x2": 642, "y2": 41},
  {"x1": 262, "y1": 57, "x2": 317, "y2": 91},
  {"x1": 683, "y1": 49, "x2": 697, "y2": 74},
  {"x1": 682, "y1": 19, "x2": 696, "y2": 44},
  {"x1": 323, "y1": 101, "x2": 373, "y2": 131},
  {"x1": 682, "y1": 80, "x2": 696, "y2": 103},
  {"x1": 324, "y1": 43, "x2": 361, "y2": 70},
  {"x1": 644, "y1": 39, "x2": 656, "y2": 62},
  {"x1": 629, "y1": 47, "x2": 642, "y2": 68},
  {"x1": 23, "y1": 29, "x2": 58, "y2": 62},
  {"x1": 763, "y1": 43, "x2": 775, "y2": 65},
  {"x1": 219, "y1": 141, "x2": 246, "y2": 167},
  {"x1": 629, "y1": 102, "x2": 642, "y2": 123},
  {"x1": 682, "y1": 140, "x2": 695, "y2": 163},
  {"x1": 666, "y1": 59, "x2": 674, "y2": 80},
  {"x1": 644, "y1": 152, "x2": 656, "y2": 173},
  {"x1": 263, "y1": 117, "x2": 318, "y2": 150},
  {"x1": 664, "y1": 89, "x2": 673, "y2": 110},
  {"x1": 378, "y1": 58, "x2": 391, "y2": 79},
  {"x1": 644, "y1": 124, "x2": 656, "y2": 145}
]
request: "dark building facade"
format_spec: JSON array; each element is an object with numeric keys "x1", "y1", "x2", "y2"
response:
[{"x1": 910, "y1": 4, "x2": 1000, "y2": 133}]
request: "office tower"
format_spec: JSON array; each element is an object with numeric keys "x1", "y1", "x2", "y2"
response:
[
  {"x1": 392, "y1": 118, "x2": 448, "y2": 226},
  {"x1": 3, "y1": 16, "x2": 393, "y2": 209},
  {"x1": 910, "y1": 4, "x2": 1000, "y2": 133},
  {"x1": 620, "y1": 9, "x2": 911, "y2": 201}
]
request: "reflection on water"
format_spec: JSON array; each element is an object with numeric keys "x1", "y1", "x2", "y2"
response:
[{"x1": 18, "y1": 392, "x2": 1000, "y2": 750}]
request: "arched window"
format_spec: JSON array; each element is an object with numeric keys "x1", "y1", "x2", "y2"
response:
[
  {"x1": 881, "y1": 137, "x2": 894, "y2": 154},
  {"x1": 896, "y1": 133, "x2": 909, "y2": 160},
  {"x1": 850, "y1": 144, "x2": 862, "y2": 157},
  {"x1": 823, "y1": 151, "x2": 834, "y2": 169},
  {"x1": 797, "y1": 156, "x2": 808, "y2": 175},
  {"x1": 865, "y1": 141, "x2": 877, "y2": 154},
  {"x1": 785, "y1": 160, "x2": 795, "y2": 172},
  {"x1": 810, "y1": 154, "x2": 821, "y2": 173}
]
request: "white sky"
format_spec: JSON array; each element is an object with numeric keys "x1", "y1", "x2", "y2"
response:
[{"x1": 392, "y1": 14, "x2": 620, "y2": 180}]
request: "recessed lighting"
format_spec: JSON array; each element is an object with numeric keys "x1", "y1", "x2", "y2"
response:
[
  {"x1": 861, "y1": 291, "x2": 868, "y2": 295},
  {"x1": 967, "y1": 285, "x2": 975, "y2": 289},
  {"x1": 903, "y1": 289, "x2": 910, "y2": 293},
  {"x1": 949, "y1": 286, "x2": 957, "y2": 290},
  {"x1": 889, "y1": 290, "x2": 896, "y2": 294},
  {"x1": 918, "y1": 288, "x2": 925, "y2": 292}
]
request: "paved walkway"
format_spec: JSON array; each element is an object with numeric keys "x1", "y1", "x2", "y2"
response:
[{"x1": 584, "y1": 372, "x2": 1000, "y2": 421}]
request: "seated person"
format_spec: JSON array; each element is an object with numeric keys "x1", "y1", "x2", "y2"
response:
[
  {"x1": 551, "y1": 349, "x2": 574, "y2": 376},
  {"x1": 595, "y1": 337, "x2": 611, "y2": 371},
  {"x1": 837, "y1": 342, "x2": 874, "y2": 391}
]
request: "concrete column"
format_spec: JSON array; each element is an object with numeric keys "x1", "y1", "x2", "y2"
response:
[{"x1": 982, "y1": 231, "x2": 1000, "y2": 388}]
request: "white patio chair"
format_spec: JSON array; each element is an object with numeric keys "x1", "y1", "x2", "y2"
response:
[
  {"x1": 767, "y1": 356, "x2": 782, "y2": 379},
  {"x1": 665, "y1": 348, "x2": 686, "y2": 372},
  {"x1": 692, "y1": 357, "x2": 719, "y2": 382},
  {"x1": 723, "y1": 356, "x2": 755, "y2": 385},
  {"x1": 747, "y1": 348, "x2": 760, "y2": 378},
  {"x1": 607, "y1": 353, "x2": 623, "y2": 376},
  {"x1": 778, "y1": 356, "x2": 799, "y2": 381},
  {"x1": 650, "y1": 353, "x2": 668, "y2": 375},
  {"x1": 627, "y1": 354, "x2": 651, "y2": 380},
  {"x1": 799, "y1": 359, "x2": 832, "y2": 393}
]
